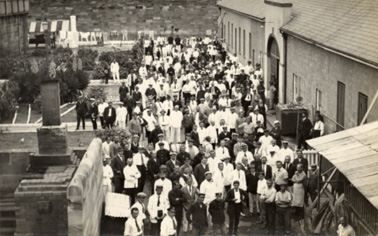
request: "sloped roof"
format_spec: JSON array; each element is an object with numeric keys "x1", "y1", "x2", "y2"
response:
[
  {"x1": 218, "y1": 0, "x2": 378, "y2": 67},
  {"x1": 217, "y1": 0, "x2": 265, "y2": 20},
  {"x1": 307, "y1": 121, "x2": 378, "y2": 210}
]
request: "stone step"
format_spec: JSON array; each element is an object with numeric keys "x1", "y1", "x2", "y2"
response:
[{"x1": 0, "y1": 227, "x2": 15, "y2": 235}]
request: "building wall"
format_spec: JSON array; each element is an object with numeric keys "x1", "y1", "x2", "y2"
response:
[
  {"x1": 0, "y1": 14, "x2": 28, "y2": 54},
  {"x1": 286, "y1": 35, "x2": 378, "y2": 133},
  {"x1": 28, "y1": 0, "x2": 219, "y2": 36},
  {"x1": 220, "y1": 8, "x2": 265, "y2": 66}
]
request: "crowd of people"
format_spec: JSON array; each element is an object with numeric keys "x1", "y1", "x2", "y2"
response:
[{"x1": 75, "y1": 33, "x2": 349, "y2": 236}]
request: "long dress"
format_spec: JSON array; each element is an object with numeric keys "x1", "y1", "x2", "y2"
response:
[{"x1": 291, "y1": 171, "x2": 307, "y2": 207}]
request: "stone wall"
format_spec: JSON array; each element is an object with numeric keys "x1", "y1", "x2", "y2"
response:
[
  {"x1": 0, "y1": 150, "x2": 30, "y2": 198},
  {"x1": 28, "y1": 0, "x2": 219, "y2": 36},
  {"x1": 67, "y1": 138, "x2": 104, "y2": 236}
]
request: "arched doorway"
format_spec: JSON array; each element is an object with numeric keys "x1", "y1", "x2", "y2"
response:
[{"x1": 267, "y1": 36, "x2": 280, "y2": 106}]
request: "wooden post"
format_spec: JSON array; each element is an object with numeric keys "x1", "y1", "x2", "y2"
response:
[
  {"x1": 309, "y1": 168, "x2": 337, "y2": 211},
  {"x1": 40, "y1": 80, "x2": 61, "y2": 126}
]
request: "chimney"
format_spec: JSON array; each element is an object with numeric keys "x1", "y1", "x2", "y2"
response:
[{"x1": 264, "y1": 0, "x2": 293, "y2": 26}]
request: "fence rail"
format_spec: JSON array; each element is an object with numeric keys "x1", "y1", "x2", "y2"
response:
[{"x1": 303, "y1": 149, "x2": 320, "y2": 168}]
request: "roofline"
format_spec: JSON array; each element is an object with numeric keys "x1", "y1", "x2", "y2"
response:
[
  {"x1": 217, "y1": 5, "x2": 265, "y2": 22},
  {"x1": 281, "y1": 28, "x2": 378, "y2": 70}
]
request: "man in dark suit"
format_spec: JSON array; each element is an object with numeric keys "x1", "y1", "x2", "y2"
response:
[
  {"x1": 75, "y1": 97, "x2": 88, "y2": 130},
  {"x1": 123, "y1": 142, "x2": 133, "y2": 160},
  {"x1": 226, "y1": 180, "x2": 248, "y2": 236},
  {"x1": 119, "y1": 82, "x2": 129, "y2": 102},
  {"x1": 218, "y1": 126, "x2": 231, "y2": 144},
  {"x1": 168, "y1": 181, "x2": 186, "y2": 234},
  {"x1": 190, "y1": 124, "x2": 200, "y2": 148},
  {"x1": 145, "y1": 83, "x2": 157, "y2": 100},
  {"x1": 122, "y1": 93, "x2": 134, "y2": 121},
  {"x1": 181, "y1": 177, "x2": 197, "y2": 234},
  {"x1": 186, "y1": 193, "x2": 208, "y2": 236},
  {"x1": 147, "y1": 152, "x2": 160, "y2": 194},
  {"x1": 103, "y1": 101, "x2": 116, "y2": 129},
  {"x1": 246, "y1": 165, "x2": 259, "y2": 215},
  {"x1": 157, "y1": 142, "x2": 170, "y2": 165},
  {"x1": 298, "y1": 112, "x2": 313, "y2": 149},
  {"x1": 166, "y1": 152, "x2": 181, "y2": 175},
  {"x1": 293, "y1": 149, "x2": 309, "y2": 174},
  {"x1": 150, "y1": 125, "x2": 164, "y2": 146},
  {"x1": 283, "y1": 156, "x2": 296, "y2": 186},
  {"x1": 193, "y1": 156, "x2": 209, "y2": 186},
  {"x1": 111, "y1": 147, "x2": 125, "y2": 193},
  {"x1": 307, "y1": 164, "x2": 319, "y2": 203},
  {"x1": 177, "y1": 144, "x2": 190, "y2": 164},
  {"x1": 89, "y1": 98, "x2": 98, "y2": 130},
  {"x1": 258, "y1": 156, "x2": 272, "y2": 180}
]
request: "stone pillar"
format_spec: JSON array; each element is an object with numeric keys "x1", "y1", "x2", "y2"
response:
[{"x1": 40, "y1": 80, "x2": 61, "y2": 126}]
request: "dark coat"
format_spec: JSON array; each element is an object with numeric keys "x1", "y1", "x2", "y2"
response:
[
  {"x1": 218, "y1": 131, "x2": 231, "y2": 144},
  {"x1": 190, "y1": 130, "x2": 200, "y2": 147},
  {"x1": 157, "y1": 149, "x2": 170, "y2": 165},
  {"x1": 103, "y1": 107, "x2": 116, "y2": 122},
  {"x1": 76, "y1": 100, "x2": 88, "y2": 116},
  {"x1": 150, "y1": 127, "x2": 164, "y2": 145},
  {"x1": 111, "y1": 155, "x2": 125, "y2": 178},
  {"x1": 225, "y1": 188, "x2": 247, "y2": 214},
  {"x1": 89, "y1": 104, "x2": 98, "y2": 118},
  {"x1": 168, "y1": 188, "x2": 185, "y2": 212},
  {"x1": 166, "y1": 159, "x2": 181, "y2": 175},
  {"x1": 181, "y1": 185, "x2": 197, "y2": 210},
  {"x1": 293, "y1": 157, "x2": 309, "y2": 174},
  {"x1": 193, "y1": 163, "x2": 209, "y2": 186},
  {"x1": 257, "y1": 164, "x2": 272, "y2": 180},
  {"x1": 186, "y1": 202, "x2": 208, "y2": 228},
  {"x1": 119, "y1": 86, "x2": 129, "y2": 100},
  {"x1": 147, "y1": 158, "x2": 160, "y2": 180},
  {"x1": 177, "y1": 151, "x2": 190, "y2": 164},
  {"x1": 246, "y1": 172, "x2": 259, "y2": 194},
  {"x1": 209, "y1": 199, "x2": 226, "y2": 224},
  {"x1": 299, "y1": 118, "x2": 313, "y2": 139},
  {"x1": 123, "y1": 150, "x2": 133, "y2": 160}
]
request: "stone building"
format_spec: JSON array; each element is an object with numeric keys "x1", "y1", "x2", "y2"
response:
[
  {"x1": 0, "y1": 0, "x2": 29, "y2": 54},
  {"x1": 218, "y1": 0, "x2": 378, "y2": 132}
]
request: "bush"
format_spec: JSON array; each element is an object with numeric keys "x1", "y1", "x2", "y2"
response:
[
  {"x1": 98, "y1": 50, "x2": 136, "y2": 78},
  {"x1": 78, "y1": 48, "x2": 98, "y2": 71},
  {"x1": 86, "y1": 86, "x2": 108, "y2": 101},
  {"x1": 0, "y1": 81, "x2": 19, "y2": 121}
]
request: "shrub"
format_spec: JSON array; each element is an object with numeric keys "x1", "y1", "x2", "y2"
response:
[
  {"x1": 0, "y1": 81, "x2": 19, "y2": 121},
  {"x1": 98, "y1": 50, "x2": 136, "y2": 78},
  {"x1": 78, "y1": 48, "x2": 98, "y2": 71},
  {"x1": 86, "y1": 86, "x2": 108, "y2": 101}
]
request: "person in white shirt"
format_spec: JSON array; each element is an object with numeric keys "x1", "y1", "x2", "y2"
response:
[
  {"x1": 280, "y1": 141, "x2": 294, "y2": 160},
  {"x1": 160, "y1": 207, "x2": 178, "y2": 236},
  {"x1": 116, "y1": 103, "x2": 128, "y2": 129},
  {"x1": 98, "y1": 100, "x2": 107, "y2": 128},
  {"x1": 222, "y1": 156, "x2": 234, "y2": 191},
  {"x1": 197, "y1": 122, "x2": 207, "y2": 145},
  {"x1": 228, "y1": 108, "x2": 239, "y2": 133},
  {"x1": 208, "y1": 107, "x2": 219, "y2": 129},
  {"x1": 155, "y1": 133, "x2": 170, "y2": 151},
  {"x1": 215, "y1": 140, "x2": 230, "y2": 161},
  {"x1": 266, "y1": 140, "x2": 282, "y2": 173},
  {"x1": 102, "y1": 159, "x2": 114, "y2": 196},
  {"x1": 131, "y1": 192, "x2": 147, "y2": 221},
  {"x1": 256, "y1": 172, "x2": 268, "y2": 224},
  {"x1": 110, "y1": 59, "x2": 120, "y2": 83},
  {"x1": 143, "y1": 109, "x2": 157, "y2": 142},
  {"x1": 163, "y1": 96, "x2": 174, "y2": 116},
  {"x1": 145, "y1": 52, "x2": 153, "y2": 67},
  {"x1": 259, "y1": 130, "x2": 274, "y2": 153},
  {"x1": 138, "y1": 63, "x2": 148, "y2": 79},
  {"x1": 235, "y1": 144, "x2": 254, "y2": 165},
  {"x1": 312, "y1": 114, "x2": 325, "y2": 138},
  {"x1": 207, "y1": 150, "x2": 220, "y2": 174},
  {"x1": 260, "y1": 179, "x2": 277, "y2": 235},
  {"x1": 154, "y1": 172, "x2": 172, "y2": 200},
  {"x1": 206, "y1": 121, "x2": 218, "y2": 147},
  {"x1": 158, "y1": 110, "x2": 170, "y2": 140},
  {"x1": 212, "y1": 162, "x2": 226, "y2": 195},
  {"x1": 170, "y1": 105, "x2": 183, "y2": 144},
  {"x1": 231, "y1": 163, "x2": 247, "y2": 191},
  {"x1": 179, "y1": 166, "x2": 198, "y2": 188},
  {"x1": 148, "y1": 185, "x2": 170, "y2": 235},
  {"x1": 200, "y1": 172, "x2": 217, "y2": 205},
  {"x1": 123, "y1": 158, "x2": 141, "y2": 205},
  {"x1": 250, "y1": 108, "x2": 265, "y2": 126},
  {"x1": 124, "y1": 207, "x2": 144, "y2": 236},
  {"x1": 102, "y1": 137, "x2": 111, "y2": 159}
]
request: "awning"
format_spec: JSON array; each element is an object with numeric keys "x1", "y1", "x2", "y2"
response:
[
  {"x1": 29, "y1": 20, "x2": 70, "y2": 33},
  {"x1": 307, "y1": 121, "x2": 378, "y2": 210}
]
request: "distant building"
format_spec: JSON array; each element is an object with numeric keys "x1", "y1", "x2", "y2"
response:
[
  {"x1": 218, "y1": 0, "x2": 378, "y2": 132},
  {"x1": 0, "y1": 0, "x2": 29, "y2": 54}
]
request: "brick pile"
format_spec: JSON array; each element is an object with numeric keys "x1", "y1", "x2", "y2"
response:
[{"x1": 28, "y1": 0, "x2": 219, "y2": 36}]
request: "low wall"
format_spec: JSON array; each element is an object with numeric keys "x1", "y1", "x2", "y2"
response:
[
  {"x1": 0, "y1": 150, "x2": 31, "y2": 198},
  {"x1": 67, "y1": 137, "x2": 104, "y2": 236}
]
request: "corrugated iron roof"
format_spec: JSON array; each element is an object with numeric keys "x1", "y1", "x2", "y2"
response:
[
  {"x1": 218, "y1": 0, "x2": 378, "y2": 67},
  {"x1": 307, "y1": 121, "x2": 378, "y2": 210}
]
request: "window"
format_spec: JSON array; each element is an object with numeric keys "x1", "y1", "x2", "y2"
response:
[
  {"x1": 358, "y1": 92, "x2": 368, "y2": 124},
  {"x1": 238, "y1": 27, "x2": 241, "y2": 54},
  {"x1": 316, "y1": 89, "x2": 322, "y2": 111},
  {"x1": 293, "y1": 74, "x2": 301, "y2": 101},
  {"x1": 252, "y1": 49, "x2": 255, "y2": 65},
  {"x1": 223, "y1": 25, "x2": 226, "y2": 40},
  {"x1": 336, "y1": 82, "x2": 345, "y2": 131},
  {"x1": 249, "y1": 33, "x2": 252, "y2": 59},
  {"x1": 243, "y1": 30, "x2": 245, "y2": 57},
  {"x1": 231, "y1": 23, "x2": 233, "y2": 48},
  {"x1": 227, "y1": 22, "x2": 230, "y2": 44}
]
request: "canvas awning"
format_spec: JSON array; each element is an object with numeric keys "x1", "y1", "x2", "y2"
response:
[
  {"x1": 29, "y1": 20, "x2": 70, "y2": 33},
  {"x1": 307, "y1": 121, "x2": 378, "y2": 210}
]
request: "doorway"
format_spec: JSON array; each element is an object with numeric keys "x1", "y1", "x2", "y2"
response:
[
  {"x1": 267, "y1": 36, "x2": 280, "y2": 106},
  {"x1": 336, "y1": 82, "x2": 345, "y2": 131}
]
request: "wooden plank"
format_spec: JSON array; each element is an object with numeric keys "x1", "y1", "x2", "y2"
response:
[
  {"x1": 334, "y1": 154, "x2": 378, "y2": 171},
  {"x1": 367, "y1": 195, "x2": 378, "y2": 208},
  {"x1": 327, "y1": 148, "x2": 376, "y2": 162},
  {"x1": 353, "y1": 175, "x2": 378, "y2": 188},
  {"x1": 309, "y1": 168, "x2": 337, "y2": 211},
  {"x1": 323, "y1": 145, "x2": 372, "y2": 160},
  {"x1": 343, "y1": 163, "x2": 378, "y2": 180},
  {"x1": 331, "y1": 150, "x2": 377, "y2": 164}
]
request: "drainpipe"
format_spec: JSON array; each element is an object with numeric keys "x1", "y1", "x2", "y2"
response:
[{"x1": 283, "y1": 32, "x2": 288, "y2": 104}]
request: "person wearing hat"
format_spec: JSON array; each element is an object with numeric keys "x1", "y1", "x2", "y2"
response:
[
  {"x1": 89, "y1": 98, "x2": 98, "y2": 130},
  {"x1": 110, "y1": 146, "x2": 125, "y2": 194},
  {"x1": 170, "y1": 105, "x2": 183, "y2": 145},
  {"x1": 147, "y1": 152, "x2": 160, "y2": 194},
  {"x1": 158, "y1": 109, "x2": 170, "y2": 139},
  {"x1": 102, "y1": 101, "x2": 116, "y2": 129},
  {"x1": 156, "y1": 142, "x2": 170, "y2": 165},
  {"x1": 181, "y1": 177, "x2": 197, "y2": 234},
  {"x1": 200, "y1": 171, "x2": 217, "y2": 224},
  {"x1": 119, "y1": 81, "x2": 129, "y2": 102},
  {"x1": 186, "y1": 193, "x2": 208, "y2": 236},
  {"x1": 160, "y1": 206, "x2": 178, "y2": 236},
  {"x1": 251, "y1": 107, "x2": 264, "y2": 126},
  {"x1": 143, "y1": 108, "x2": 157, "y2": 143},
  {"x1": 132, "y1": 85, "x2": 142, "y2": 105},
  {"x1": 145, "y1": 83, "x2": 157, "y2": 101},
  {"x1": 75, "y1": 96, "x2": 88, "y2": 131},
  {"x1": 225, "y1": 180, "x2": 248, "y2": 236},
  {"x1": 167, "y1": 181, "x2": 185, "y2": 234},
  {"x1": 218, "y1": 126, "x2": 231, "y2": 145},
  {"x1": 163, "y1": 95, "x2": 173, "y2": 116},
  {"x1": 293, "y1": 149, "x2": 309, "y2": 174},
  {"x1": 235, "y1": 143, "x2": 254, "y2": 165},
  {"x1": 275, "y1": 182, "x2": 292, "y2": 234},
  {"x1": 193, "y1": 155, "x2": 209, "y2": 186},
  {"x1": 209, "y1": 192, "x2": 227, "y2": 236},
  {"x1": 124, "y1": 207, "x2": 144, "y2": 236},
  {"x1": 154, "y1": 171, "x2": 172, "y2": 200},
  {"x1": 254, "y1": 63, "x2": 263, "y2": 78},
  {"x1": 270, "y1": 120, "x2": 282, "y2": 147},
  {"x1": 130, "y1": 134, "x2": 140, "y2": 154},
  {"x1": 166, "y1": 152, "x2": 181, "y2": 175},
  {"x1": 131, "y1": 192, "x2": 147, "y2": 222},
  {"x1": 154, "y1": 133, "x2": 169, "y2": 152},
  {"x1": 148, "y1": 184, "x2": 170, "y2": 235},
  {"x1": 259, "y1": 129, "x2": 273, "y2": 153},
  {"x1": 116, "y1": 102, "x2": 128, "y2": 130},
  {"x1": 133, "y1": 146, "x2": 149, "y2": 193},
  {"x1": 150, "y1": 124, "x2": 163, "y2": 146},
  {"x1": 280, "y1": 140, "x2": 294, "y2": 160},
  {"x1": 123, "y1": 157, "x2": 141, "y2": 205},
  {"x1": 260, "y1": 179, "x2": 277, "y2": 235}
]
